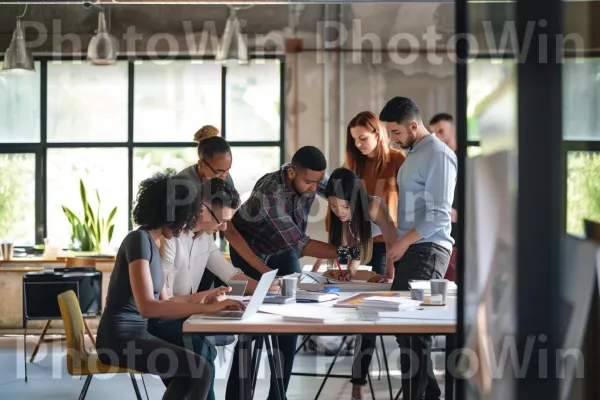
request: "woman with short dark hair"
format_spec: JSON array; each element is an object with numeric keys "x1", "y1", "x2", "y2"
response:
[{"x1": 96, "y1": 171, "x2": 245, "y2": 400}]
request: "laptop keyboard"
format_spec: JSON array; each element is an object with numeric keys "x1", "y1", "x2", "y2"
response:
[{"x1": 221, "y1": 311, "x2": 244, "y2": 318}]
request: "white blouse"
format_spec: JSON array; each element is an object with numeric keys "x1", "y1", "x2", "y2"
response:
[{"x1": 159, "y1": 231, "x2": 243, "y2": 298}]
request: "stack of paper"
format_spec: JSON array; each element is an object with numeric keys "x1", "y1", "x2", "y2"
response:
[
  {"x1": 280, "y1": 314, "x2": 347, "y2": 323},
  {"x1": 409, "y1": 280, "x2": 458, "y2": 296},
  {"x1": 259, "y1": 303, "x2": 349, "y2": 323},
  {"x1": 357, "y1": 296, "x2": 422, "y2": 311}
]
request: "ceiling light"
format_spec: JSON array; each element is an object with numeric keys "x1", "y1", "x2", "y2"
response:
[
  {"x1": 1, "y1": 5, "x2": 35, "y2": 75},
  {"x1": 87, "y1": 10, "x2": 118, "y2": 65},
  {"x1": 216, "y1": 6, "x2": 249, "y2": 66}
]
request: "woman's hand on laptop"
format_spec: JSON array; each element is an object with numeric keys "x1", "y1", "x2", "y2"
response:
[
  {"x1": 202, "y1": 286, "x2": 231, "y2": 305},
  {"x1": 203, "y1": 299, "x2": 246, "y2": 314}
]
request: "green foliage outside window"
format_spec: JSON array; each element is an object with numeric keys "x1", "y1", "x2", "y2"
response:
[{"x1": 567, "y1": 152, "x2": 600, "y2": 235}]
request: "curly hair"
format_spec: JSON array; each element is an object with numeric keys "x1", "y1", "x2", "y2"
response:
[
  {"x1": 193, "y1": 125, "x2": 220, "y2": 143},
  {"x1": 132, "y1": 171, "x2": 202, "y2": 237}
]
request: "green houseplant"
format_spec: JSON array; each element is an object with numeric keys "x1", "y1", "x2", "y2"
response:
[{"x1": 62, "y1": 179, "x2": 117, "y2": 252}]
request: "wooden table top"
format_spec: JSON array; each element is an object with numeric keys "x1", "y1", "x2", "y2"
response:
[{"x1": 184, "y1": 291, "x2": 457, "y2": 335}]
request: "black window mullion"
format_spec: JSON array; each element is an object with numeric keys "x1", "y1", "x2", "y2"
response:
[
  {"x1": 3, "y1": 56, "x2": 286, "y2": 245},
  {"x1": 279, "y1": 56, "x2": 285, "y2": 165},
  {"x1": 39, "y1": 59, "x2": 48, "y2": 244},
  {"x1": 221, "y1": 65, "x2": 227, "y2": 140},
  {"x1": 128, "y1": 59, "x2": 135, "y2": 231}
]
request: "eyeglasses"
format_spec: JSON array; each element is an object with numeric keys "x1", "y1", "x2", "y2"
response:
[
  {"x1": 203, "y1": 160, "x2": 229, "y2": 178},
  {"x1": 203, "y1": 203, "x2": 222, "y2": 225}
]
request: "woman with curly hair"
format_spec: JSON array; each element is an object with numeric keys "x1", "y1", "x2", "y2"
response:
[{"x1": 96, "y1": 171, "x2": 245, "y2": 400}]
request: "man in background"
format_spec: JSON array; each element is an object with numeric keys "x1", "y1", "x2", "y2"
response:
[
  {"x1": 383, "y1": 98, "x2": 457, "y2": 400},
  {"x1": 429, "y1": 113, "x2": 458, "y2": 281}
]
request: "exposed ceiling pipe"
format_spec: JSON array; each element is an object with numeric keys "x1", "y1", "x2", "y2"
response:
[
  {"x1": 338, "y1": 4, "x2": 345, "y2": 168},
  {"x1": 322, "y1": 4, "x2": 330, "y2": 170},
  {"x1": 2, "y1": 1, "x2": 293, "y2": 3}
]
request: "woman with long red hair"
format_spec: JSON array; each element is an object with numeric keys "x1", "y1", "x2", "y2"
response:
[{"x1": 313, "y1": 111, "x2": 405, "y2": 278}]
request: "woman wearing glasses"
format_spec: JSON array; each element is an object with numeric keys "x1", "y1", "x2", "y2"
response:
[
  {"x1": 148, "y1": 178, "x2": 278, "y2": 400},
  {"x1": 178, "y1": 125, "x2": 272, "y2": 279},
  {"x1": 96, "y1": 172, "x2": 246, "y2": 400}
]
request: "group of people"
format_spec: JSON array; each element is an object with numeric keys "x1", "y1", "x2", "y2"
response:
[{"x1": 94, "y1": 96, "x2": 458, "y2": 400}]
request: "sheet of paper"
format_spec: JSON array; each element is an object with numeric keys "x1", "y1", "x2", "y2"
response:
[
  {"x1": 410, "y1": 280, "x2": 458, "y2": 291},
  {"x1": 259, "y1": 303, "x2": 354, "y2": 318},
  {"x1": 378, "y1": 309, "x2": 456, "y2": 321}
]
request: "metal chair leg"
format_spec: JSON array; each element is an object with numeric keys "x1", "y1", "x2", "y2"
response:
[
  {"x1": 78, "y1": 375, "x2": 93, "y2": 400},
  {"x1": 140, "y1": 375, "x2": 150, "y2": 400},
  {"x1": 130, "y1": 374, "x2": 143, "y2": 400},
  {"x1": 23, "y1": 325, "x2": 27, "y2": 383},
  {"x1": 379, "y1": 335, "x2": 393, "y2": 400},
  {"x1": 30, "y1": 320, "x2": 51, "y2": 363}
]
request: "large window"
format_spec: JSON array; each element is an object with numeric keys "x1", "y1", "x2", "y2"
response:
[
  {"x1": 563, "y1": 59, "x2": 600, "y2": 235},
  {"x1": 0, "y1": 57, "x2": 284, "y2": 250},
  {"x1": 468, "y1": 58, "x2": 600, "y2": 236}
]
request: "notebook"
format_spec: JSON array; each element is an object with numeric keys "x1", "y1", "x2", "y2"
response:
[{"x1": 295, "y1": 292, "x2": 339, "y2": 303}]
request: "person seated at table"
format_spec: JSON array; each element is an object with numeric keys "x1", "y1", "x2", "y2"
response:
[
  {"x1": 178, "y1": 125, "x2": 272, "y2": 286},
  {"x1": 96, "y1": 171, "x2": 246, "y2": 400},
  {"x1": 227, "y1": 146, "x2": 362, "y2": 400},
  {"x1": 312, "y1": 167, "x2": 397, "y2": 283},
  {"x1": 148, "y1": 178, "x2": 281, "y2": 400}
]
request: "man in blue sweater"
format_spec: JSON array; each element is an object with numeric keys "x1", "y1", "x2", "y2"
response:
[{"x1": 384, "y1": 97, "x2": 457, "y2": 399}]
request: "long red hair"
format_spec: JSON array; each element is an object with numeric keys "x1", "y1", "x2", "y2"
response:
[{"x1": 345, "y1": 111, "x2": 389, "y2": 178}]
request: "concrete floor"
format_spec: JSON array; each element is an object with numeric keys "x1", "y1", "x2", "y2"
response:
[{"x1": 0, "y1": 335, "x2": 446, "y2": 400}]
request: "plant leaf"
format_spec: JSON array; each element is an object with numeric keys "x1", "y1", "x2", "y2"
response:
[
  {"x1": 106, "y1": 206, "x2": 117, "y2": 227},
  {"x1": 79, "y1": 180, "x2": 88, "y2": 224},
  {"x1": 108, "y1": 224, "x2": 115, "y2": 243}
]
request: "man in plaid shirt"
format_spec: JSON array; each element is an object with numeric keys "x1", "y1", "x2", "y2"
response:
[{"x1": 226, "y1": 146, "x2": 360, "y2": 400}]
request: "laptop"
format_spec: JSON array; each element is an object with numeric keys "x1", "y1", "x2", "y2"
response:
[
  {"x1": 200, "y1": 269, "x2": 278, "y2": 320},
  {"x1": 228, "y1": 280, "x2": 248, "y2": 296}
]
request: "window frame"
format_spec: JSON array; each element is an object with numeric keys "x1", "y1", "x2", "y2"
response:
[
  {"x1": 0, "y1": 55, "x2": 286, "y2": 247},
  {"x1": 466, "y1": 53, "x2": 600, "y2": 233}
]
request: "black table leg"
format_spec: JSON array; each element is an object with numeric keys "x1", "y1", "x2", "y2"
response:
[
  {"x1": 238, "y1": 334, "x2": 253, "y2": 400},
  {"x1": 445, "y1": 334, "x2": 455, "y2": 400},
  {"x1": 264, "y1": 336, "x2": 284, "y2": 400},
  {"x1": 313, "y1": 336, "x2": 348, "y2": 400},
  {"x1": 379, "y1": 335, "x2": 393, "y2": 399},
  {"x1": 251, "y1": 336, "x2": 264, "y2": 399}
]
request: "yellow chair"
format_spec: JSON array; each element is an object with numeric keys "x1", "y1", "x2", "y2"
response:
[{"x1": 57, "y1": 290, "x2": 148, "y2": 400}]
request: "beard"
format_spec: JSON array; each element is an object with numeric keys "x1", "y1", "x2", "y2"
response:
[
  {"x1": 397, "y1": 131, "x2": 417, "y2": 150},
  {"x1": 290, "y1": 177, "x2": 307, "y2": 195}
]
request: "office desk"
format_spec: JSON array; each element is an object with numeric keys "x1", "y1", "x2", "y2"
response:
[{"x1": 183, "y1": 292, "x2": 457, "y2": 400}]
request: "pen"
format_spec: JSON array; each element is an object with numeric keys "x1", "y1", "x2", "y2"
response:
[{"x1": 336, "y1": 259, "x2": 344, "y2": 278}]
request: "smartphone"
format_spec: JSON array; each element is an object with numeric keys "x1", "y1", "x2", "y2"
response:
[{"x1": 228, "y1": 280, "x2": 248, "y2": 296}]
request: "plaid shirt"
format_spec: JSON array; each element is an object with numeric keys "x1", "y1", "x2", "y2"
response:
[{"x1": 232, "y1": 163, "x2": 328, "y2": 262}]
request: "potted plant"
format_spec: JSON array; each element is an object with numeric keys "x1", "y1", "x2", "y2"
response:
[{"x1": 62, "y1": 179, "x2": 117, "y2": 254}]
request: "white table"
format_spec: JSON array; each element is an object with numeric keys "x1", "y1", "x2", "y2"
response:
[{"x1": 183, "y1": 291, "x2": 457, "y2": 400}]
